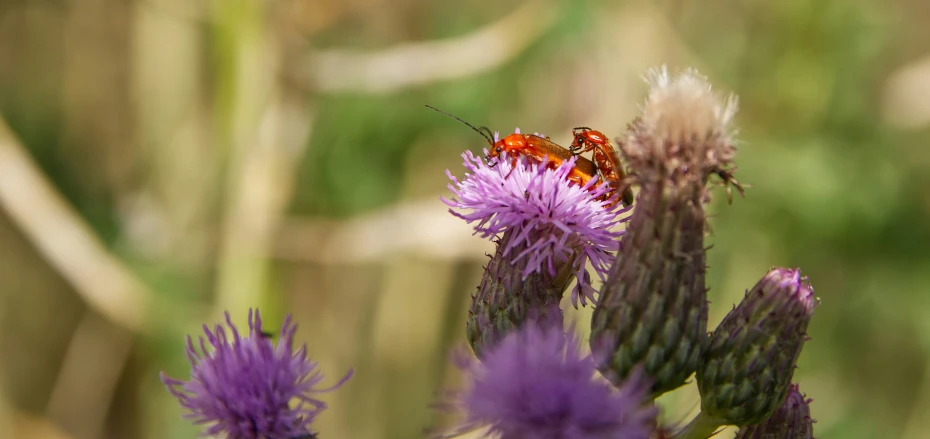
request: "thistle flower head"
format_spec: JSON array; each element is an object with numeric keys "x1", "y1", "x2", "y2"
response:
[
  {"x1": 444, "y1": 149, "x2": 629, "y2": 307},
  {"x1": 735, "y1": 383, "x2": 815, "y2": 439},
  {"x1": 160, "y1": 309, "x2": 352, "y2": 439},
  {"x1": 590, "y1": 67, "x2": 741, "y2": 397},
  {"x1": 437, "y1": 323, "x2": 657, "y2": 439},
  {"x1": 621, "y1": 66, "x2": 742, "y2": 202},
  {"x1": 697, "y1": 268, "x2": 818, "y2": 426},
  {"x1": 641, "y1": 66, "x2": 737, "y2": 147}
]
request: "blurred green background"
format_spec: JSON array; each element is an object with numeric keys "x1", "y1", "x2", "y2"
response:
[{"x1": 1, "y1": 0, "x2": 929, "y2": 438}]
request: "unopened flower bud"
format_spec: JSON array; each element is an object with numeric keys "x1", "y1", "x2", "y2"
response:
[
  {"x1": 592, "y1": 67, "x2": 740, "y2": 397},
  {"x1": 734, "y1": 383, "x2": 815, "y2": 439},
  {"x1": 466, "y1": 229, "x2": 568, "y2": 356},
  {"x1": 697, "y1": 268, "x2": 818, "y2": 426}
]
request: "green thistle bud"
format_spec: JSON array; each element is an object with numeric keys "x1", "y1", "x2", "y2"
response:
[
  {"x1": 697, "y1": 268, "x2": 818, "y2": 426},
  {"x1": 591, "y1": 67, "x2": 741, "y2": 397},
  {"x1": 735, "y1": 384, "x2": 815, "y2": 439},
  {"x1": 466, "y1": 230, "x2": 567, "y2": 357}
]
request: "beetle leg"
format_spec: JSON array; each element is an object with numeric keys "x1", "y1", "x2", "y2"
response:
[
  {"x1": 503, "y1": 155, "x2": 519, "y2": 179},
  {"x1": 570, "y1": 140, "x2": 595, "y2": 155}
]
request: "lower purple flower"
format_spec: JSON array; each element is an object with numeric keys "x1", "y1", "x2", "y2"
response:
[
  {"x1": 160, "y1": 309, "x2": 352, "y2": 439},
  {"x1": 435, "y1": 323, "x2": 657, "y2": 439},
  {"x1": 443, "y1": 149, "x2": 630, "y2": 307}
]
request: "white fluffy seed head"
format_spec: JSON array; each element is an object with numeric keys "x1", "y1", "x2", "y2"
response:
[
  {"x1": 641, "y1": 66, "x2": 738, "y2": 144},
  {"x1": 620, "y1": 66, "x2": 742, "y2": 197}
]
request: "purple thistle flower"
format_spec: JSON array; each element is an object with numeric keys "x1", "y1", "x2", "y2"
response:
[
  {"x1": 735, "y1": 383, "x2": 815, "y2": 439},
  {"x1": 160, "y1": 309, "x2": 352, "y2": 439},
  {"x1": 444, "y1": 149, "x2": 629, "y2": 307},
  {"x1": 436, "y1": 323, "x2": 657, "y2": 439}
]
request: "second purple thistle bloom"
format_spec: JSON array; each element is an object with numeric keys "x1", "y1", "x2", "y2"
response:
[
  {"x1": 435, "y1": 323, "x2": 657, "y2": 439},
  {"x1": 160, "y1": 309, "x2": 352, "y2": 439},
  {"x1": 443, "y1": 148, "x2": 631, "y2": 307}
]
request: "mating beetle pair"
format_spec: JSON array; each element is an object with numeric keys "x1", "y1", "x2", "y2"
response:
[{"x1": 427, "y1": 105, "x2": 635, "y2": 208}]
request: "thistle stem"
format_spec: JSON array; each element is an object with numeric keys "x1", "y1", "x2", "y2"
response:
[{"x1": 672, "y1": 411, "x2": 725, "y2": 439}]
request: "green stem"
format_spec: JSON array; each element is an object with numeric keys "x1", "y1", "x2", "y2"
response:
[{"x1": 672, "y1": 411, "x2": 725, "y2": 439}]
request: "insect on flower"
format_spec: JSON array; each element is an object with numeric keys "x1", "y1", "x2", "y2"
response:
[
  {"x1": 425, "y1": 105, "x2": 600, "y2": 189},
  {"x1": 569, "y1": 127, "x2": 635, "y2": 207}
]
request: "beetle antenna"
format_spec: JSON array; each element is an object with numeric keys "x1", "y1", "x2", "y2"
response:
[{"x1": 425, "y1": 105, "x2": 494, "y2": 145}]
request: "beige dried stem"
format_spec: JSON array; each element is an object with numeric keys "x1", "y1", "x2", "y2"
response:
[
  {"x1": 0, "y1": 116, "x2": 154, "y2": 331},
  {"x1": 209, "y1": 0, "x2": 309, "y2": 313},
  {"x1": 130, "y1": 0, "x2": 214, "y2": 267},
  {"x1": 214, "y1": 91, "x2": 318, "y2": 314},
  {"x1": 307, "y1": 0, "x2": 558, "y2": 94},
  {"x1": 46, "y1": 311, "x2": 135, "y2": 439},
  {"x1": 274, "y1": 199, "x2": 494, "y2": 265}
]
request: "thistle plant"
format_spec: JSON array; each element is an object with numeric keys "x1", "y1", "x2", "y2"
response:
[
  {"x1": 444, "y1": 148, "x2": 629, "y2": 355},
  {"x1": 160, "y1": 67, "x2": 823, "y2": 439},
  {"x1": 437, "y1": 67, "x2": 820, "y2": 439}
]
